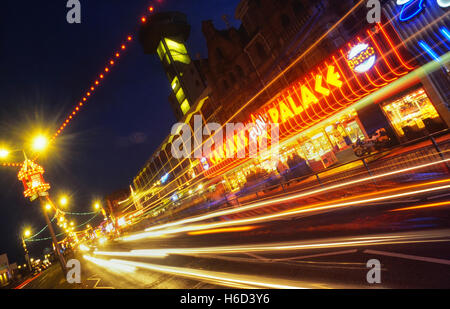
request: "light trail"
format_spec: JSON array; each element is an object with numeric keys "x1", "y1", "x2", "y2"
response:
[
  {"x1": 187, "y1": 225, "x2": 259, "y2": 236},
  {"x1": 120, "y1": 179, "x2": 450, "y2": 241},
  {"x1": 390, "y1": 200, "x2": 450, "y2": 212},
  {"x1": 105, "y1": 258, "x2": 310, "y2": 289},
  {"x1": 142, "y1": 158, "x2": 450, "y2": 234},
  {"x1": 83, "y1": 255, "x2": 136, "y2": 273},
  {"x1": 94, "y1": 229, "x2": 450, "y2": 258}
]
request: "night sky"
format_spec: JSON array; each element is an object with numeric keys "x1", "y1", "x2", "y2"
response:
[{"x1": 0, "y1": 0, "x2": 241, "y2": 264}]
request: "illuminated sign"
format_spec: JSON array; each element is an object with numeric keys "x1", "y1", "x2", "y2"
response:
[
  {"x1": 437, "y1": 0, "x2": 450, "y2": 7},
  {"x1": 398, "y1": 0, "x2": 425, "y2": 21},
  {"x1": 204, "y1": 23, "x2": 415, "y2": 177},
  {"x1": 347, "y1": 43, "x2": 376, "y2": 73},
  {"x1": 160, "y1": 173, "x2": 169, "y2": 184},
  {"x1": 397, "y1": 0, "x2": 449, "y2": 22}
]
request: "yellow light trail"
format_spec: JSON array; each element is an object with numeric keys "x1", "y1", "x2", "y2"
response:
[
  {"x1": 107, "y1": 258, "x2": 310, "y2": 289},
  {"x1": 83, "y1": 255, "x2": 136, "y2": 273},
  {"x1": 141, "y1": 159, "x2": 450, "y2": 235},
  {"x1": 390, "y1": 200, "x2": 450, "y2": 212},
  {"x1": 187, "y1": 226, "x2": 259, "y2": 236},
  {"x1": 94, "y1": 229, "x2": 450, "y2": 258},
  {"x1": 121, "y1": 179, "x2": 450, "y2": 241}
]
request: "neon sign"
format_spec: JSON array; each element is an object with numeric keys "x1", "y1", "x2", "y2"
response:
[
  {"x1": 347, "y1": 43, "x2": 376, "y2": 73},
  {"x1": 398, "y1": 0, "x2": 425, "y2": 21},
  {"x1": 397, "y1": 0, "x2": 449, "y2": 22},
  {"x1": 204, "y1": 23, "x2": 415, "y2": 178},
  {"x1": 437, "y1": 0, "x2": 450, "y2": 7}
]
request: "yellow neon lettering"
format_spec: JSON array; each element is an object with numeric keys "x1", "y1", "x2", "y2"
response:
[
  {"x1": 314, "y1": 75, "x2": 330, "y2": 96},
  {"x1": 301, "y1": 85, "x2": 319, "y2": 108},
  {"x1": 286, "y1": 93, "x2": 304, "y2": 114},
  {"x1": 268, "y1": 107, "x2": 279, "y2": 123},
  {"x1": 326, "y1": 65, "x2": 343, "y2": 88},
  {"x1": 279, "y1": 101, "x2": 295, "y2": 122}
]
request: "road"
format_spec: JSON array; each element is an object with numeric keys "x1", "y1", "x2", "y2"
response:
[
  {"x1": 76, "y1": 176, "x2": 450, "y2": 289},
  {"x1": 21, "y1": 141, "x2": 450, "y2": 289}
]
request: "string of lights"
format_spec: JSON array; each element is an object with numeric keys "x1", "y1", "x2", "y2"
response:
[
  {"x1": 26, "y1": 215, "x2": 57, "y2": 240},
  {"x1": 1, "y1": 2, "x2": 162, "y2": 168},
  {"x1": 25, "y1": 212, "x2": 100, "y2": 243},
  {"x1": 61, "y1": 211, "x2": 99, "y2": 216},
  {"x1": 50, "y1": 3, "x2": 159, "y2": 142}
]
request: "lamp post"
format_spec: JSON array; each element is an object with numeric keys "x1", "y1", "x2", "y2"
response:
[
  {"x1": 1, "y1": 136, "x2": 68, "y2": 275},
  {"x1": 41, "y1": 198, "x2": 67, "y2": 275},
  {"x1": 14, "y1": 137, "x2": 67, "y2": 275},
  {"x1": 22, "y1": 229, "x2": 32, "y2": 272}
]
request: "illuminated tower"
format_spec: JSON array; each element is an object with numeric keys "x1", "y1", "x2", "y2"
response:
[{"x1": 139, "y1": 12, "x2": 206, "y2": 121}]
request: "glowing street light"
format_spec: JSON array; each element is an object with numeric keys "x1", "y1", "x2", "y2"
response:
[
  {"x1": 0, "y1": 149, "x2": 9, "y2": 158},
  {"x1": 59, "y1": 196, "x2": 68, "y2": 207},
  {"x1": 32, "y1": 135, "x2": 48, "y2": 152},
  {"x1": 94, "y1": 202, "x2": 101, "y2": 210},
  {"x1": 22, "y1": 228, "x2": 32, "y2": 272}
]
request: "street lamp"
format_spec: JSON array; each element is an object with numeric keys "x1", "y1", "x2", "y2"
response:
[
  {"x1": 32, "y1": 135, "x2": 48, "y2": 152},
  {"x1": 59, "y1": 196, "x2": 68, "y2": 207},
  {"x1": 22, "y1": 229, "x2": 32, "y2": 272},
  {"x1": 9, "y1": 136, "x2": 68, "y2": 275},
  {"x1": 94, "y1": 202, "x2": 101, "y2": 210},
  {"x1": 0, "y1": 149, "x2": 9, "y2": 158}
]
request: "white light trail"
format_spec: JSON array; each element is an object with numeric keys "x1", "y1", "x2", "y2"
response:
[{"x1": 140, "y1": 159, "x2": 450, "y2": 235}]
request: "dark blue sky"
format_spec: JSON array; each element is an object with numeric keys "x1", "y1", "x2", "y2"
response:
[{"x1": 0, "y1": 0, "x2": 241, "y2": 263}]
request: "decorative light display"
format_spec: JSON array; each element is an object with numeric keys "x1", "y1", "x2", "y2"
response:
[
  {"x1": 397, "y1": 0, "x2": 449, "y2": 22},
  {"x1": 50, "y1": 2, "x2": 160, "y2": 142},
  {"x1": 17, "y1": 159, "x2": 50, "y2": 201}
]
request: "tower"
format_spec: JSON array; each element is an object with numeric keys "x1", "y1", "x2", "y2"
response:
[{"x1": 139, "y1": 12, "x2": 206, "y2": 121}]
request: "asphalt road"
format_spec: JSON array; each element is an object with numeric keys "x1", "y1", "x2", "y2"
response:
[{"x1": 75, "y1": 176, "x2": 450, "y2": 289}]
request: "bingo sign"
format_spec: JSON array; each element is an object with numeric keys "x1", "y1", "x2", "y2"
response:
[{"x1": 347, "y1": 43, "x2": 376, "y2": 73}]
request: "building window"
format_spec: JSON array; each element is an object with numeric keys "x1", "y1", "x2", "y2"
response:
[
  {"x1": 235, "y1": 65, "x2": 244, "y2": 77},
  {"x1": 281, "y1": 14, "x2": 291, "y2": 29},
  {"x1": 229, "y1": 72, "x2": 236, "y2": 84},
  {"x1": 158, "y1": 38, "x2": 191, "y2": 65},
  {"x1": 381, "y1": 88, "x2": 445, "y2": 139},
  {"x1": 180, "y1": 99, "x2": 190, "y2": 115},
  {"x1": 255, "y1": 42, "x2": 267, "y2": 61},
  {"x1": 222, "y1": 79, "x2": 229, "y2": 91},
  {"x1": 216, "y1": 47, "x2": 225, "y2": 60}
]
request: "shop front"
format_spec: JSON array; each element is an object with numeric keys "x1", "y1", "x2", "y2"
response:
[{"x1": 380, "y1": 86, "x2": 446, "y2": 142}]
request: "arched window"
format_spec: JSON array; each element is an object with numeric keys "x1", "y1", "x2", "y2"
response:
[
  {"x1": 255, "y1": 42, "x2": 267, "y2": 60},
  {"x1": 216, "y1": 47, "x2": 225, "y2": 60},
  {"x1": 222, "y1": 79, "x2": 229, "y2": 91},
  {"x1": 281, "y1": 14, "x2": 291, "y2": 29},
  {"x1": 229, "y1": 72, "x2": 236, "y2": 84},
  {"x1": 235, "y1": 65, "x2": 244, "y2": 77}
]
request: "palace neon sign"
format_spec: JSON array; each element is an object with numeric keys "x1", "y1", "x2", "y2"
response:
[{"x1": 203, "y1": 22, "x2": 415, "y2": 177}]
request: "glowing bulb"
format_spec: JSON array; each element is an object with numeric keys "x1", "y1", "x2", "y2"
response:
[
  {"x1": 60, "y1": 196, "x2": 68, "y2": 206},
  {"x1": 32, "y1": 136, "x2": 48, "y2": 152},
  {"x1": 0, "y1": 149, "x2": 9, "y2": 158}
]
